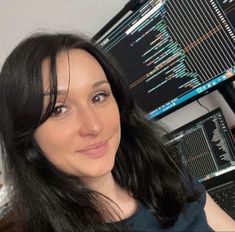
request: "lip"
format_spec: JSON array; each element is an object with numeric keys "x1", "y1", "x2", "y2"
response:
[{"x1": 78, "y1": 141, "x2": 108, "y2": 158}]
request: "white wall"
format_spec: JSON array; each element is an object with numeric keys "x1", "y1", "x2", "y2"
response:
[
  {"x1": 0, "y1": 0, "x2": 235, "y2": 173},
  {"x1": 0, "y1": 0, "x2": 129, "y2": 68},
  {"x1": 161, "y1": 90, "x2": 235, "y2": 131}
]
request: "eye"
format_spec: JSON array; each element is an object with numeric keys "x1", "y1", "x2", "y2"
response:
[
  {"x1": 92, "y1": 91, "x2": 110, "y2": 104},
  {"x1": 51, "y1": 105, "x2": 67, "y2": 117}
]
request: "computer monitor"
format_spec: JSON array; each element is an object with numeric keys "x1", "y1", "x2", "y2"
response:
[
  {"x1": 166, "y1": 108, "x2": 235, "y2": 184},
  {"x1": 95, "y1": 0, "x2": 235, "y2": 119}
]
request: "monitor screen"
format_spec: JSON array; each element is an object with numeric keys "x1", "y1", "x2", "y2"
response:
[
  {"x1": 96, "y1": 0, "x2": 235, "y2": 119},
  {"x1": 166, "y1": 108, "x2": 235, "y2": 183}
]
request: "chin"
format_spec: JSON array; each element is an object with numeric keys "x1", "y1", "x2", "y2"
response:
[{"x1": 79, "y1": 162, "x2": 115, "y2": 180}]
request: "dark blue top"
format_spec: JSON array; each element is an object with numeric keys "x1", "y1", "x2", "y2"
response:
[{"x1": 121, "y1": 180, "x2": 214, "y2": 231}]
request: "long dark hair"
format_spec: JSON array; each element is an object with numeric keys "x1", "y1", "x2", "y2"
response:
[{"x1": 0, "y1": 33, "x2": 198, "y2": 231}]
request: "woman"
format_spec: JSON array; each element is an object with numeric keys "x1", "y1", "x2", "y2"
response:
[{"x1": 0, "y1": 33, "x2": 234, "y2": 231}]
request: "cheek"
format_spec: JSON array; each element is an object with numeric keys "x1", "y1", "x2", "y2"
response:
[
  {"x1": 107, "y1": 104, "x2": 121, "y2": 135},
  {"x1": 110, "y1": 107, "x2": 121, "y2": 152}
]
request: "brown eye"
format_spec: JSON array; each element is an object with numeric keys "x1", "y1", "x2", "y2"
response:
[
  {"x1": 51, "y1": 106, "x2": 67, "y2": 117},
  {"x1": 92, "y1": 92, "x2": 109, "y2": 104}
]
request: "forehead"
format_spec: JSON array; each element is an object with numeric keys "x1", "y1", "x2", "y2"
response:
[{"x1": 41, "y1": 48, "x2": 107, "y2": 92}]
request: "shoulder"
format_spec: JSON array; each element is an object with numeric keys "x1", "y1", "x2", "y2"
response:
[
  {"x1": 123, "y1": 198, "x2": 213, "y2": 231},
  {"x1": 170, "y1": 178, "x2": 213, "y2": 232},
  {"x1": 167, "y1": 176, "x2": 213, "y2": 231}
]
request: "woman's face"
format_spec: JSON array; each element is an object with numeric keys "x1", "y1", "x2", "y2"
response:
[{"x1": 34, "y1": 49, "x2": 121, "y2": 181}]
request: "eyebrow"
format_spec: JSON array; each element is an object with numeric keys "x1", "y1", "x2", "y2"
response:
[
  {"x1": 43, "y1": 80, "x2": 109, "y2": 96},
  {"x1": 92, "y1": 80, "x2": 109, "y2": 88}
]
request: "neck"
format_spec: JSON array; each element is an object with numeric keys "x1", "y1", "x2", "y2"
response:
[
  {"x1": 81, "y1": 173, "x2": 138, "y2": 220},
  {"x1": 81, "y1": 172, "x2": 121, "y2": 200}
]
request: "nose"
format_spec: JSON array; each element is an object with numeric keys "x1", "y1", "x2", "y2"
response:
[{"x1": 78, "y1": 106, "x2": 103, "y2": 137}]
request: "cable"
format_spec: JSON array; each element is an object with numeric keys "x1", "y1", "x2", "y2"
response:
[{"x1": 196, "y1": 99, "x2": 210, "y2": 113}]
